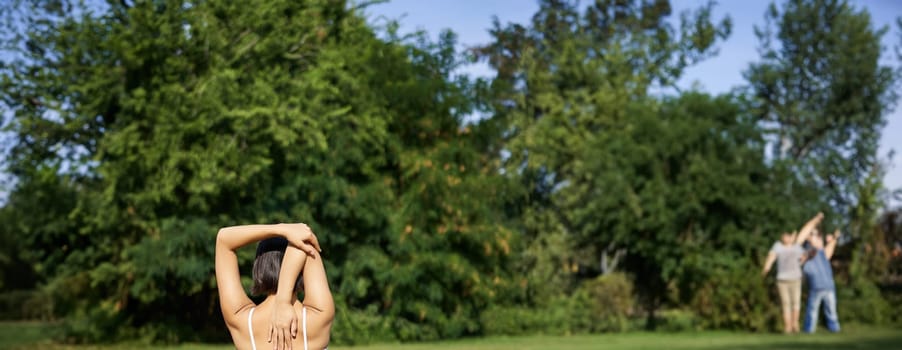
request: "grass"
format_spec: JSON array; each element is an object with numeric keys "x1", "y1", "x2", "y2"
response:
[{"x1": 1, "y1": 322, "x2": 900, "y2": 350}]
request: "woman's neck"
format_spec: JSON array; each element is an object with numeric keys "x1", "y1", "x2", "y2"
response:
[{"x1": 260, "y1": 294, "x2": 298, "y2": 306}]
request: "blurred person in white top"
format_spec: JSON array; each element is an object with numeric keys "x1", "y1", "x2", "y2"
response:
[{"x1": 762, "y1": 213, "x2": 824, "y2": 334}]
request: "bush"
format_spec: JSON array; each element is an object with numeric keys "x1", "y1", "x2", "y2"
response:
[
  {"x1": 884, "y1": 290, "x2": 902, "y2": 325},
  {"x1": 479, "y1": 304, "x2": 563, "y2": 336},
  {"x1": 655, "y1": 309, "x2": 701, "y2": 332},
  {"x1": 58, "y1": 302, "x2": 125, "y2": 344},
  {"x1": 0, "y1": 290, "x2": 53, "y2": 320},
  {"x1": 479, "y1": 272, "x2": 636, "y2": 336},
  {"x1": 690, "y1": 262, "x2": 775, "y2": 331},
  {"x1": 837, "y1": 276, "x2": 891, "y2": 325},
  {"x1": 576, "y1": 273, "x2": 635, "y2": 332},
  {"x1": 330, "y1": 300, "x2": 397, "y2": 345},
  {"x1": 0, "y1": 290, "x2": 32, "y2": 320}
]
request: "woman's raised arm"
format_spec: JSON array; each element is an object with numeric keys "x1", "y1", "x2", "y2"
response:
[
  {"x1": 270, "y1": 233, "x2": 335, "y2": 350},
  {"x1": 825, "y1": 229, "x2": 840, "y2": 260},
  {"x1": 794, "y1": 213, "x2": 825, "y2": 245},
  {"x1": 270, "y1": 226, "x2": 315, "y2": 350},
  {"x1": 215, "y1": 224, "x2": 321, "y2": 328}
]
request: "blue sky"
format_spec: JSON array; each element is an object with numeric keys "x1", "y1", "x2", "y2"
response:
[{"x1": 365, "y1": 0, "x2": 902, "y2": 200}]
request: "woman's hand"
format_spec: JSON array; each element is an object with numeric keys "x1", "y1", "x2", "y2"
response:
[
  {"x1": 279, "y1": 223, "x2": 321, "y2": 256},
  {"x1": 268, "y1": 302, "x2": 298, "y2": 350}
]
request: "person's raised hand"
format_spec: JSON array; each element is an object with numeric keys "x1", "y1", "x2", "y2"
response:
[
  {"x1": 804, "y1": 212, "x2": 825, "y2": 228},
  {"x1": 826, "y1": 231, "x2": 838, "y2": 244},
  {"x1": 279, "y1": 223, "x2": 321, "y2": 256}
]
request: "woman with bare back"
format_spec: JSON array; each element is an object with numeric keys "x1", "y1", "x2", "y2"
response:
[{"x1": 215, "y1": 223, "x2": 333, "y2": 350}]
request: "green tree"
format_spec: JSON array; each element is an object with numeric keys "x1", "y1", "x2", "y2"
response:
[
  {"x1": 1, "y1": 0, "x2": 513, "y2": 343},
  {"x1": 744, "y1": 0, "x2": 900, "y2": 222},
  {"x1": 475, "y1": 0, "x2": 739, "y2": 326}
]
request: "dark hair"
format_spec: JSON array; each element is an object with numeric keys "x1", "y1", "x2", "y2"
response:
[{"x1": 252, "y1": 237, "x2": 303, "y2": 295}]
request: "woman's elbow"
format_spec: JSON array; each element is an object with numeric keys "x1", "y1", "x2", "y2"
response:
[{"x1": 215, "y1": 228, "x2": 231, "y2": 249}]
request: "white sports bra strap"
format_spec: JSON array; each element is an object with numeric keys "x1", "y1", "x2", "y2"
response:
[
  {"x1": 248, "y1": 307, "x2": 257, "y2": 350},
  {"x1": 302, "y1": 306, "x2": 308, "y2": 350}
]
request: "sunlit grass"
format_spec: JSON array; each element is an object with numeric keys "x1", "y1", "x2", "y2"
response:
[{"x1": 2, "y1": 322, "x2": 900, "y2": 350}]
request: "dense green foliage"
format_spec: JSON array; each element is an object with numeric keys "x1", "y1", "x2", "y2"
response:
[
  {"x1": 0, "y1": 0, "x2": 899, "y2": 345},
  {"x1": 746, "y1": 0, "x2": 898, "y2": 221}
]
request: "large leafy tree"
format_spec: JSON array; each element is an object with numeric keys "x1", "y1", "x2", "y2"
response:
[
  {"x1": 474, "y1": 0, "x2": 752, "y2": 323},
  {"x1": 0, "y1": 0, "x2": 512, "y2": 342},
  {"x1": 744, "y1": 0, "x2": 899, "y2": 222}
]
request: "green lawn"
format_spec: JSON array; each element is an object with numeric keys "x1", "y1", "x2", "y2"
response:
[{"x1": 2, "y1": 322, "x2": 901, "y2": 350}]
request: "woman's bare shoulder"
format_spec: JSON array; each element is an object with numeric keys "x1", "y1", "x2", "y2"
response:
[
  {"x1": 296, "y1": 302, "x2": 333, "y2": 348},
  {"x1": 223, "y1": 302, "x2": 256, "y2": 329}
]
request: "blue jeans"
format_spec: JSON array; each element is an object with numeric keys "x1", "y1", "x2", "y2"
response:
[{"x1": 803, "y1": 289, "x2": 840, "y2": 333}]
